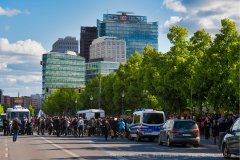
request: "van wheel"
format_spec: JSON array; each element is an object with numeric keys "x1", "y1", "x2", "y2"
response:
[
  {"x1": 223, "y1": 144, "x2": 231, "y2": 159},
  {"x1": 158, "y1": 136, "x2": 163, "y2": 145},
  {"x1": 167, "y1": 137, "x2": 172, "y2": 147}
]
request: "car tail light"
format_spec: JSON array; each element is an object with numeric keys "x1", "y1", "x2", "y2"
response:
[
  {"x1": 170, "y1": 129, "x2": 178, "y2": 133},
  {"x1": 193, "y1": 129, "x2": 200, "y2": 134}
]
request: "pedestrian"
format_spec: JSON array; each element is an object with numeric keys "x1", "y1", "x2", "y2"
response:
[
  {"x1": 204, "y1": 117, "x2": 211, "y2": 139},
  {"x1": 12, "y1": 117, "x2": 20, "y2": 142},
  {"x1": 212, "y1": 119, "x2": 219, "y2": 144},
  {"x1": 218, "y1": 116, "x2": 228, "y2": 149},
  {"x1": 103, "y1": 119, "x2": 110, "y2": 141},
  {"x1": 78, "y1": 117, "x2": 84, "y2": 137}
]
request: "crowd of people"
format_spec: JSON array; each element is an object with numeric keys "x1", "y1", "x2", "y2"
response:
[
  {"x1": 2, "y1": 115, "x2": 132, "y2": 142},
  {"x1": 2, "y1": 112, "x2": 239, "y2": 145}
]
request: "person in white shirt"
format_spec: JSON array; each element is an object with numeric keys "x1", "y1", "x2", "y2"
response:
[{"x1": 78, "y1": 117, "x2": 84, "y2": 137}]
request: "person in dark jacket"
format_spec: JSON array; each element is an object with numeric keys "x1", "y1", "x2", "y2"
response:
[
  {"x1": 204, "y1": 117, "x2": 211, "y2": 139},
  {"x1": 12, "y1": 117, "x2": 20, "y2": 142},
  {"x1": 102, "y1": 119, "x2": 110, "y2": 141},
  {"x1": 212, "y1": 119, "x2": 219, "y2": 144}
]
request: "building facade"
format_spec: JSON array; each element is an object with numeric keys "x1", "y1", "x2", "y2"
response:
[
  {"x1": 80, "y1": 27, "x2": 97, "y2": 62},
  {"x1": 0, "y1": 89, "x2": 3, "y2": 104},
  {"x1": 41, "y1": 52, "x2": 85, "y2": 97},
  {"x1": 86, "y1": 59, "x2": 120, "y2": 81},
  {"x1": 51, "y1": 36, "x2": 78, "y2": 53},
  {"x1": 90, "y1": 37, "x2": 126, "y2": 63},
  {"x1": 31, "y1": 94, "x2": 42, "y2": 110},
  {"x1": 97, "y1": 12, "x2": 158, "y2": 59},
  {"x1": 3, "y1": 96, "x2": 10, "y2": 107}
]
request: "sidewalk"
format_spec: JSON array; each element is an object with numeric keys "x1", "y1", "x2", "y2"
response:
[{"x1": 200, "y1": 135, "x2": 219, "y2": 149}]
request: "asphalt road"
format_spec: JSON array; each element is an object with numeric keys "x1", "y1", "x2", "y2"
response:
[{"x1": 0, "y1": 133, "x2": 230, "y2": 160}]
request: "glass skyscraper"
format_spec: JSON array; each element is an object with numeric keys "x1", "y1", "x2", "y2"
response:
[
  {"x1": 41, "y1": 52, "x2": 85, "y2": 97},
  {"x1": 97, "y1": 12, "x2": 158, "y2": 59}
]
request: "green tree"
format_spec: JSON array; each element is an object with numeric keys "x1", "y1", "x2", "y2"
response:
[
  {"x1": 27, "y1": 105, "x2": 35, "y2": 117},
  {"x1": 0, "y1": 104, "x2": 4, "y2": 114},
  {"x1": 42, "y1": 87, "x2": 81, "y2": 115}
]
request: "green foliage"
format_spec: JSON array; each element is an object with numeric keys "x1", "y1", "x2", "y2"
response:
[
  {"x1": 0, "y1": 104, "x2": 4, "y2": 114},
  {"x1": 42, "y1": 87, "x2": 81, "y2": 116},
  {"x1": 27, "y1": 105, "x2": 35, "y2": 117}
]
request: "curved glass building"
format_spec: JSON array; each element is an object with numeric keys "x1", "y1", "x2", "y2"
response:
[{"x1": 41, "y1": 52, "x2": 85, "y2": 97}]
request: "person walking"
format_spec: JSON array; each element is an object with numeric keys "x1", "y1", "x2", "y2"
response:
[
  {"x1": 78, "y1": 117, "x2": 84, "y2": 137},
  {"x1": 12, "y1": 117, "x2": 20, "y2": 142},
  {"x1": 212, "y1": 119, "x2": 219, "y2": 144},
  {"x1": 103, "y1": 119, "x2": 110, "y2": 141},
  {"x1": 204, "y1": 117, "x2": 211, "y2": 139}
]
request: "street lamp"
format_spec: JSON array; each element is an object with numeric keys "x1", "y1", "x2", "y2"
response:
[
  {"x1": 121, "y1": 91, "x2": 125, "y2": 115},
  {"x1": 75, "y1": 100, "x2": 77, "y2": 114},
  {"x1": 90, "y1": 95, "x2": 93, "y2": 108}
]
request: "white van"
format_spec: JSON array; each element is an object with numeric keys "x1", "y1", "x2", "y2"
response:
[
  {"x1": 76, "y1": 109, "x2": 105, "y2": 120},
  {"x1": 129, "y1": 109, "x2": 165, "y2": 142}
]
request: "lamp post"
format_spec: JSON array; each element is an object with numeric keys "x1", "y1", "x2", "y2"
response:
[
  {"x1": 121, "y1": 91, "x2": 125, "y2": 115},
  {"x1": 90, "y1": 95, "x2": 93, "y2": 108},
  {"x1": 75, "y1": 100, "x2": 77, "y2": 114}
]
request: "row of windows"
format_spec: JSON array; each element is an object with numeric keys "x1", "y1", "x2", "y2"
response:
[
  {"x1": 43, "y1": 66, "x2": 85, "y2": 72},
  {"x1": 44, "y1": 79, "x2": 85, "y2": 83}
]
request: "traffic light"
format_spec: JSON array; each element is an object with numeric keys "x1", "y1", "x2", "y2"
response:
[{"x1": 46, "y1": 86, "x2": 49, "y2": 93}]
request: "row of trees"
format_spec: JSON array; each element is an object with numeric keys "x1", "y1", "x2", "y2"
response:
[{"x1": 43, "y1": 19, "x2": 239, "y2": 116}]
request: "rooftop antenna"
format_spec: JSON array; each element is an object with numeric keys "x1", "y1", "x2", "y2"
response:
[{"x1": 18, "y1": 91, "x2": 19, "y2": 97}]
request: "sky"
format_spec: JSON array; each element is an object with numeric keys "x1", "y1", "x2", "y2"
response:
[{"x1": 0, "y1": 0, "x2": 239, "y2": 97}]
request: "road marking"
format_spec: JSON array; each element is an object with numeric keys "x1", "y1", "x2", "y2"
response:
[
  {"x1": 5, "y1": 137, "x2": 8, "y2": 158},
  {"x1": 90, "y1": 143, "x2": 127, "y2": 160},
  {"x1": 39, "y1": 136, "x2": 85, "y2": 160}
]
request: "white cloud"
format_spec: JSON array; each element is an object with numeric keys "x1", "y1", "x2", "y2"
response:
[
  {"x1": 164, "y1": 16, "x2": 182, "y2": 28},
  {"x1": 0, "y1": 6, "x2": 21, "y2": 16},
  {"x1": 162, "y1": 0, "x2": 240, "y2": 33},
  {"x1": 163, "y1": 0, "x2": 186, "y2": 13},
  {"x1": 0, "y1": 38, "x2": 46, "y2": 56},
  {"x1": 0, "y1": 38, "x2": 46, "y2": 96},
  {"x1": 186, "y1": 0, "x2": 240, "y2": 30}
]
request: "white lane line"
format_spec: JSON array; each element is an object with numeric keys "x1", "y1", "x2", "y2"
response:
[
  {"x1": 5, "y1": 137, "x2": 8, "y2": 158},
  {"x1": 39, "y1": 136, "x2": 85, "y2": 160},
  {"x1": 90, "y1": 143, "x2": 127, "y2": 160}
]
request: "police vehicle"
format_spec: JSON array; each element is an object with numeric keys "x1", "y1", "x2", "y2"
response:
[{"x1": 129, "y1": 109, "x2": 165, "y2": 142}]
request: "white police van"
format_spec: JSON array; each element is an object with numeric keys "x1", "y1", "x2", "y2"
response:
[{"x1": 129, "y1": 109, "x2": 165, "y2": 142}]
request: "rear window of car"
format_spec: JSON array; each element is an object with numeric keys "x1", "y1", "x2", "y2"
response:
[
  {"x1": 173, "y1": 121, "x2": 198, "y2": 130},
  {"x1": 143, "y1": 113, "x2": 164, "y2": 124}
]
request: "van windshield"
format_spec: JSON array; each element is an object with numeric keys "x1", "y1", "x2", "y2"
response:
[{"x1": 143, "y1": 113, "x2": 164, "y2": 124}]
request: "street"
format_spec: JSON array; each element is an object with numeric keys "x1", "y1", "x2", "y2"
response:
[{"x1": 0, "y1": 134, "x2": 226, "y2": 160}]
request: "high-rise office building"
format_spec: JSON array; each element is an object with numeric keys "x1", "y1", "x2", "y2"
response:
[
  {"x1": 97, "y1": 12, "x2": 158, "y2": 59},
  {"x1": 51, "y1": 36, "x2": 78, "y2": 53},
  {"x1": 80, "y1": 27, "x2": 97, "y2": 62},
  {"x1": 41, "y1": 52, "x2": 85, "y2": 98},
  {"x1": 90, "y1": 37, "x2": 126, "y2": 63}
]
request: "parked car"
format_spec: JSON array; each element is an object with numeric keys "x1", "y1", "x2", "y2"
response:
[
  {"x1": 221, "y1": 117, "x2": 240, "y2": 159},
  {"x1": 158, "y1": 119, "x2": 200, "y2": 147}
]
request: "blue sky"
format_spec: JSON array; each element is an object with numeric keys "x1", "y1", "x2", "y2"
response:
[{"x1": 0, "y1": 0, "x2": 239, "y2": 97}]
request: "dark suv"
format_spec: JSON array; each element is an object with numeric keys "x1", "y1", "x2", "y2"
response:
[
  {"x1": 221, "y1": 117, "x2": 240, "y2": 159},
  {"x1": 158, "y1": 119, "x2": 200, "y2": 147}
]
